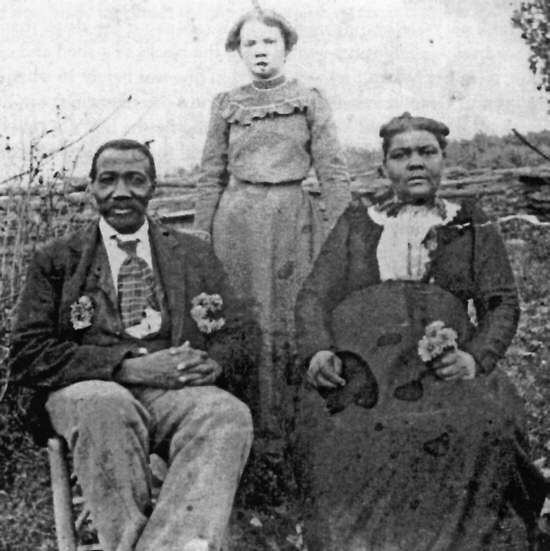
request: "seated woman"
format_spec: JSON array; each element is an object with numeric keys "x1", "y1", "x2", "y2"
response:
[{"x1": 293, "y1": 113, "x2": 545, "y2": 551}]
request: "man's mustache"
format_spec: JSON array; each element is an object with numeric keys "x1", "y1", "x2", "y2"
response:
[{"x1": 104, "y1": 199, "x2": 145, "y2": 210}]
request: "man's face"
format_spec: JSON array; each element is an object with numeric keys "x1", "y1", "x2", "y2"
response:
[
  {"x1": 239, "y1": 19, "x2": 286, "y2": 80},
  {"x1": 89, "y1": 148, "x2": 155, "y2": 234}
]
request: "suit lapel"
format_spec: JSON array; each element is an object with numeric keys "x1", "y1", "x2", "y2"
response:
[
  {"x1": 149, "y1": 220, "x2": 188, "y2": 344},
  {"x1": 59, "y1": 220, "x2": 102, "y2": 333},
  {"x1": 91, "y1": 242, "x2": 118, "y2": 308}
]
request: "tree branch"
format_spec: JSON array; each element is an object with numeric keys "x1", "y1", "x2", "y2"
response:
[
  {"x1": 512, "y1": 128, "x2": 550, "y2": 163},
  {"x1": 0, "y1": 95, "x2": 133, "y2": 187}
]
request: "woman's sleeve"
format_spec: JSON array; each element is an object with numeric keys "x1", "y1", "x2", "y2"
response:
[
  {"x1": 194, "y1": 92, "x2": 230, "y2": 234},
  {"x1": 295, "y1": 208, "x2": 352, "y2": 364},
  {"x1": 464, "y1": 210, "x2": 520, "y2": 374},
  {"x1": 307, "y1": 88, "x2": 352, "y2": 231}
]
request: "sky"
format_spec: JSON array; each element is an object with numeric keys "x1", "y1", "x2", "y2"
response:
[{"x1": 0, "y1": 0, "x2": 548, "y2": 178}]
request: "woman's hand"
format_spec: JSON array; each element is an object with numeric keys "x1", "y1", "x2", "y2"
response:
[
  {"x1": 307, "y1": 350, "x2": 346, "y2": 389},
  {"x1": 433, "y1": 349, "x2": 477, "y2": 380}
]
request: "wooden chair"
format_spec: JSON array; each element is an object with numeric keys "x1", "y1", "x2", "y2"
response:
[
  {"x1": 47, "y1": 435, "x2": 167, "y2": 551},
  {"x1": 47, "y1": 436, "x2": 102, "y2": 551}
]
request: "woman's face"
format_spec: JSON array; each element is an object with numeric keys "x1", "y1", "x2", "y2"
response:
[
  {"x1": 239, "y1": 19, "x2": 286, "y2": 80},
  {"x1": 383, "y1": 130, "x2": 444, "y2": 202}
]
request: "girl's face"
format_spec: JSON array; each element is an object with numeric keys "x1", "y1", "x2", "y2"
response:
[
  {"x1": 383, "y1": 130, "x2": 444, "y2": 202},
  {"x1": 239, "y1": 19, "x2": 286, "y2": 80}
]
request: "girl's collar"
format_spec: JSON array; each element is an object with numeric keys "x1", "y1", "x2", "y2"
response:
[{"x1": 252, "y1": 74, "x2": 287, "y2": 90}]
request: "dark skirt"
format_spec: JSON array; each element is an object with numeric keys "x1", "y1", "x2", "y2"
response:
[{"x1": 292, "y1": 283, "x2": 545, "y2": 551}]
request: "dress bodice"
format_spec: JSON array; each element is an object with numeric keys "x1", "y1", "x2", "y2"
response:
[
  {"x1": 195, "y1": 76, "x2": 351, "y2": 233},
  {"x1": 368, "y1": 200, "x2": 461, "y2": 281},
  {"x1": 214, "y1": 77, "x2": 330, "y2": 183}
]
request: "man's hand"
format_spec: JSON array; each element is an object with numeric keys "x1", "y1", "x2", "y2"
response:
[
  {"x1": 178, "y1": 357, "x2": 222, "y2": 386},
  {"x1": 116, "y1": 342, "x2": 220, "y2": 389},
  {"x1": 307, "y1": 350, "x2": 346, "y2": 389},
  {"x1": 432, "y1": 349, "x2": 477, "y2": 380}
]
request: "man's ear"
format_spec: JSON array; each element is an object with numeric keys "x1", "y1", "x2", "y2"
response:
[{"x1": 86, "y1": 180, "x2": 98, "y2": 205}]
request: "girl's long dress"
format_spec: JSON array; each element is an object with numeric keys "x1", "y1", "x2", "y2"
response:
[
  {"x1": 195, "y1": 76, "x2": 351, "y2": 437},
  {"x1": 293, "y1": 200, "x2": 545, "y2": 550}
]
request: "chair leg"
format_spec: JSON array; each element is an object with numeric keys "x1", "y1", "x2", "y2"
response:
[{"x1": 48, "y1": 436, "x2": 78, "y2": 551}]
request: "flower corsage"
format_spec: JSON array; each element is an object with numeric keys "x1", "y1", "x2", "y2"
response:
[
  {"x1": 70, "y1": 295, "x2": 94, "y2": 330},
  {"x1": 394, "y1": 320, "x2": 459, "y2": 401},
  {"x1": 191, "y1": 293, "x2": 226, "y2": 334},
  {"x1": 417, "y1": 320, "x2": 458, "y2": 363}
]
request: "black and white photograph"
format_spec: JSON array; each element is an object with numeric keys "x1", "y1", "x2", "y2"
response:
[{"x1": 1, "y1": 1, "x2": 550, "y2": 550}]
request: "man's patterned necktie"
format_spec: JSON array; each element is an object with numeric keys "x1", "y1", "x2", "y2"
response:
[{"x1": 115, "y1": 238, "x2": 159, "y2": 329}]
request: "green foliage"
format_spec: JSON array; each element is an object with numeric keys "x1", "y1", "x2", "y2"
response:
[
  {"x1": 0, "y1": 391, "x2": 56, "y2": 550},
  {"x1": 501, "y1": 224, "x2": 550, "y2": 459},
  {"x1": 344, "y1": 146, "x2": 382, "y2": 175},
  {"x1": 513, "y1": 1, "x2": 550, "y2": 101}
]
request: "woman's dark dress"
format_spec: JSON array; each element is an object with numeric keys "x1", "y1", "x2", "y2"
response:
[{"x1": 293, "y1": 199, "x2": 545, "y2": 551}]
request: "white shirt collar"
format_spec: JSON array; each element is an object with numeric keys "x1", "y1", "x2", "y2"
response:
[{"x1": 99, "y1": 217, "x2": 150, "y2": 245}]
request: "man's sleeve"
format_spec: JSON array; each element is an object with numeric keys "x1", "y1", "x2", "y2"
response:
[{"x1": 9, "y1": 248, "x2": 135, "y2": 389}]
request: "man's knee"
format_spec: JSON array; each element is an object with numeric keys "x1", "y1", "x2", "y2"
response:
[
  {"x1": 46, "y1": 380, "x2": 149, "y2": 438},
  {"x1": 181, "y1": 387, "x2": 253, "y2": 440},
  {"x1": 219, "y1": 392, "x2": 253, "y2": 433},
  {"x1": 199, "y1": 387, "x2": 252, "y2": 428}
]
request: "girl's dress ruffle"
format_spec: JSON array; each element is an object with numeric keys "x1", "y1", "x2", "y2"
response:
[{"x1": 221, "y1": 96, "x2": 309, "y2": 125}]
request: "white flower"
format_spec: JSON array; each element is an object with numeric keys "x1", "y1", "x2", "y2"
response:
[
  {"x1": 417, "y1": 320, "x2": 458, "y2": 363},
  {"x1": 191, "y1": 293, "x2": 226, "y2": 334},
  {"x1": 70, "y1": 296, "x2": 94, "y2": 330},
  {"x1": 424, "y1": 320, "x2": 446, "y2": 339}
]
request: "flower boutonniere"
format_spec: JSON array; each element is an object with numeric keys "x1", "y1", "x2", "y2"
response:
[
  {"x1": 191, "y1": 293, "x2": 226, "y2": 334},
  {"x1": 70, "y1": 295, "x2": 94, "y2": 330}
]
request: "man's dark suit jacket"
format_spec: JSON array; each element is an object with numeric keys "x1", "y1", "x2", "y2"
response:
[{"x1": 10, "y1": 217, "x2": 258, "y2": 442}]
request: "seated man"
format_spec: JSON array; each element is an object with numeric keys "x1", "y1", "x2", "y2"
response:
[{"x1": 9, "y1": 139, "x2": 255, "y2": 551}]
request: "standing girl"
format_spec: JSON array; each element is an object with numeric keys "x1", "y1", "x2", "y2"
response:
[{"x1": 194, "y1": 8, "x2": 351, "y2": 441}]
